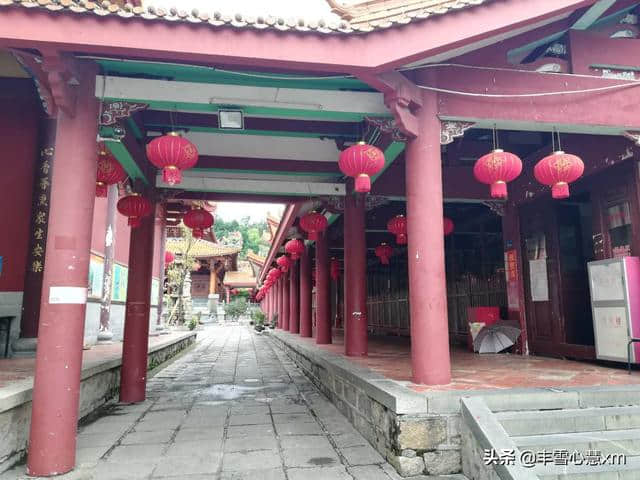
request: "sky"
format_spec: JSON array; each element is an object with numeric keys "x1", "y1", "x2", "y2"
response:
[{"x1": 214, "y1": 202, "x2": 284, "y2": 223}]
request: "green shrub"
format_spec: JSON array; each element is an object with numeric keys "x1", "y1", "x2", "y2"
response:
[{"x1": 225, "y1": 297, "x2": 248, "y2": 320}]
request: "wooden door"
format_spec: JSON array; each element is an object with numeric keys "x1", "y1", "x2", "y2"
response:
[{"x1": 520, "y1": 202, "x2": 563, "y2": 356}]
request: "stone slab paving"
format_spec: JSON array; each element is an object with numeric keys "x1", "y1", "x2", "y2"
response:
[{"x1": 0, "y1": 325, "x2": 444, "y2": 480}]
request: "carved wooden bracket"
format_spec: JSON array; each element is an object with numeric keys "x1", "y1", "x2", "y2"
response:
[
  {"x1": 10, "y1": 49, "x2": 56, "y2": 117},
  {"x1": 623, "y1": 131, "x2": 640, "y2": 146},
  {"x1": 12, "y1": 49, "x2": 82, "y2": 117},
  {"x1": 376, "y1": 71, "x2": 423, "y2": 139},
  {"x1": 440, "y1": 120, "x2": 475, "y2": 145},
  {"x1": 364, "y1": 116, "x2": 408, "y2": 142},
  {"x1": 100, "y1": 101, "x2": 148, "y2": 126},
  {"x1": 483, "y1": 200, "x2": 506, "y2": 217},
  {"x1": 40, "y1": 51, "x2": 81, "y2": 117}
]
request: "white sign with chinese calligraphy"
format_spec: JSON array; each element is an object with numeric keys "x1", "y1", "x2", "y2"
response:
[
  {"x1": 593, "y1": 306, "x2": 629, "y2": 361},
  {"x1": 529, "y1": 259, "x2": 549, "y2": 302},
  {"x1": 49, "y1": 286, "x2": 87, "y2": 305}
]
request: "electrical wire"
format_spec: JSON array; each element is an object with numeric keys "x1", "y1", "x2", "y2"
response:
[{"x1": 416, "y1": 81, "x2": 639, "y2": 98}]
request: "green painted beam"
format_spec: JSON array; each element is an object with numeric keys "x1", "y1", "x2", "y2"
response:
[
  {"x1": 100, "y1": 127, "x2": 148, "y2": 184},
  {"x1": 145, "y1": 124, "x2": 360, "y2": 140},
  {"x1": 373, "y1": 141, "x2": 405, "y2": 182},
  {"x1": 96, "y1": 59, "x2": 373, "y2": 92},
  {"x1": 105, "y1": 98, "x2": 389, "y2": 123}
]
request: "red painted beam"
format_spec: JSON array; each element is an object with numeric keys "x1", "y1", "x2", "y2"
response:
[
  {"x1": 432, "y1": 65, "x2": 640, "y2": 131},
  {"x1": 0, "y1": 0, "x2": 595, "y2": 73},
  {"x1": 259, "y1": 203, "x2": 302, "y2": 283},
  {"x1": 372, "y1": 162, "x2": 490, "y2": 200},
  {"x1": 569, "y1": 29, "x2": 640, "y2": 75}
]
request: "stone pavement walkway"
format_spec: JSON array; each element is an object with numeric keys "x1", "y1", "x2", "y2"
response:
[{"x1": 2, "y1": 325, "x2": 405, "y2": 480}]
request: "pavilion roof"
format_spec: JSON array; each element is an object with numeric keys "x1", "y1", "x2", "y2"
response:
[
  {"x1": 3, "y1": 0, "x2": 491, "y2": 34},
  {"x1": 166, "y1": 238, "x2": 240, "y2": 258},
  {"x1": 223, "y1": 270, "x2": 256, "y2": 287}
]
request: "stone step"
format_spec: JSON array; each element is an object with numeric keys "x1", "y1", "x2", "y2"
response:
[
  {"x1": 534, "y1": 453, "x2": 640, "y2": 479},
  {"x1": 513, "y1": 428, "x2": 640, "y2": 457},
  {"x1": 497, "y1": 406, "x2": 640, "y2": 436}
]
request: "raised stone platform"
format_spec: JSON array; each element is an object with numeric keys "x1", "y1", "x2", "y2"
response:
[
  {"x1": 0, "y1": 331, "x2": 196, "y2": 473},
  {"x1": 269, "y1": 329, "x2": 640, "y2": 478}
]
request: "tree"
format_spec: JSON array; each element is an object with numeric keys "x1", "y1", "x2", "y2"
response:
[{"x1": 214, "y1": 217, "x2": 269, "y2": 259}]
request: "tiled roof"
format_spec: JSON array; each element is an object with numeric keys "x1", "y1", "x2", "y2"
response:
[
  {"x1": 246, "y1": 251, "x2": 266, "y2": 266},
  {"x1": 1, "y1": 0, "x2": 491, "y2": 34},
  {"x1": 166, "y1": 238, "x2": 240, "y2": 258},
  {"x1": 223, "y1": 270, "x2": 256, "y2": 286}
]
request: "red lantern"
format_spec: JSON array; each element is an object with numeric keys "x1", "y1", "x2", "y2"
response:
[
  {"x1": 117, "y1": 194, "x2": 152, "y2": 228},
  {"x1": 338, "y1": 141, "x2": 385, "y2": 193},
  {"x1": 277, "y1": 255, "x2": 292, "y2": 273},
  {"x1": 387, "y1": 215, "x2": 407, "y2": 245},
  {"x1": 330, "y1": 258, "x2": 340, "y2": 281},
  {"x1": 534, "y1": 151, "x2": 584, "y2": 199},
  {"x1": 146, "y1": 131, "x2": 199, "y2": 186},
  {"x1": 164, "y1": 251, "x2": 175, "y2": 265},
  {"x1": 444, "y1": 217, "x2": 455, "y2": 236},
  {"x1": 96, "y1": 150, "x2": 126, "y2": 197},
  {"x1": 299, "y1": 212, "x2": 328, "y2": 240},
  {"x1": 183, "y1": 207, "x2": 214, "y2": 239},
  {"x1": 473, "y1": 149, "x2": 522, "y2": 199},
  {"x1": 285, "y1": 239, "x2": 304, "y2": 260},
  {"x1": 375, "y1": 243, "x2": 393, "y2": 265}
]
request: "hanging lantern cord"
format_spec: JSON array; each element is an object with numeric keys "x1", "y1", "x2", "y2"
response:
[{"x1": 556, "y1": 129, "x2": 562, "y2": 151}]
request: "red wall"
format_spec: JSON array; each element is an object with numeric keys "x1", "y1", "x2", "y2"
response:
[{"x1": 0, "y1": 80, "x2": 40, "y2": 291}]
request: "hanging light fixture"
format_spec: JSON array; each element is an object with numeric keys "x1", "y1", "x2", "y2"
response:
[
  {"x1": 146, "y1": 131, "x2": 199, "y2": 186},
  {"x1": 277, "y1": 255, "x2": 292, "y2": 273},
  {"x1": 375, "y1": 243, "x2": 393, "y2": 265},
  {"x1": 387, "y1": 215, "x2": 407, "y2": 245},
  {"x1": 183, "y1": 207, "x2": 214, "y2": 239},
  {"x1": 338, "y1": 141, "x2": 385, "y2": 193},
  {"x1": 473, "y1": 126, "x2": 522, "y2": 199},
  {"x1": 444, "y1": 217, "x2": 455, "y2": 236},
  {"x1": 96, "y1": 149, "x2": 126, "y2": 197},
  {"x1": 299, "y1": 211, "x2": 328, "y2": 240},
  {"x1": 117, "y1": 193, "x2": 153, "y2": 228},
  {"x1": 284, "y1": 239, "x2": 305, "y2": 260},
  {"x1": 534, "y1": 130, "x2": 584, "y2": 199}
]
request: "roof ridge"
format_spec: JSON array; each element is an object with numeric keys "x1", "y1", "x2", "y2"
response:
[{"x1": 1, "y1": 0, "x2": 492, "y2": 34}]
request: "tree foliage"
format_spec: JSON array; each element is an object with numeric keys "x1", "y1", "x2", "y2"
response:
[{"x1": 214, "y1": 216, "x2": 269, "y2": 259}]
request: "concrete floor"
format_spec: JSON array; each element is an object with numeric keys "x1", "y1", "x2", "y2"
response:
[
  {"x1": 1, "y1": 325, "x2": 412, "y2": 480},
  {"x1": 307, "y1": 334, "x2": 640, "y2": 392}
]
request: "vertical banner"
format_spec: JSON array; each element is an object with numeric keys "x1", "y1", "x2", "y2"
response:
[{"x1": 504, "y1": 249, "x2": 520, "y2": 310}]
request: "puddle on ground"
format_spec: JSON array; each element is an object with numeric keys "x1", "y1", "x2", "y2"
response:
[{"x1": 199, "y1": 384, "x2": 263, "y2": 402}]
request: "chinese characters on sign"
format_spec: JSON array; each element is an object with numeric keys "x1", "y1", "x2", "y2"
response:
[{"x1": 29, "y1": 147, "x2": 54, "y2": 273}]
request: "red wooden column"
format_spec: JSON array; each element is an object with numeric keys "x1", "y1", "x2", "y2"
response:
[
  {"x1": 27, "y1": 62, "x2": 99, "y2": 477},
  {"x1": 344, "y1": 192, "x2": 368, "y2": 356},
  {"x1": 299, "y1": 244, "x2": 312, "y2": 337},
  {"x1": 277, "y1": 278, "x2": 283, "y2": 328},
  {"x1": 282, "y1": 272, "x2": 290, "y2": 331},
  {"x1": 289, "y1": 260, "x2": 299, "y2": 333},
  {"x1": 406, "y1": 89, "x2": 451, "y2": 385},
  {"x1": 119, "y1": 202, "x2": 157, "y2": 403},
  {"x1": 315, "y1": 232, "x2": 331, "y2": 344}
]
